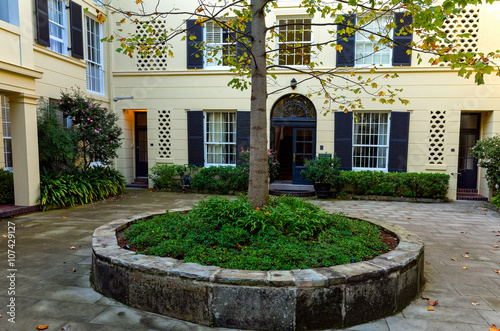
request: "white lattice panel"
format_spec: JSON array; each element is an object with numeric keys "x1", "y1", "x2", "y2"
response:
[
  {"x1": 158, "y1": 110, "x2": 172, "y2": 158},
  {"x1": 136, "y1": 20, "x2": 168, "y2": 71},
  {"x1": 428, "y1": 110, "x2": 446, "y2": 164}
]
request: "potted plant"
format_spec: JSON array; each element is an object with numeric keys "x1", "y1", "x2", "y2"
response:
[{"x1": 300, "y1": 154, "x2": 341, "y2": 198}]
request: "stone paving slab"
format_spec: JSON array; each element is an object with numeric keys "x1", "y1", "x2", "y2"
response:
[{"x1": 0, "y1": 190, "x2": 499, "y2": 330}]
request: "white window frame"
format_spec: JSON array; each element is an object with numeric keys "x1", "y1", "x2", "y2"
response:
[
  {"x1": 276, "y1": 17, "x2": 313, "y2": 67},
  {"x1": 352, "y1": 112, "x2": 390, "y2": 172},
  {"x1": 1, "y1": 95, "x2": 12, "y2": 171},
  {"x1": 354, "y1": 15, "x2": 392, "y2": 67},
  {"x1": 203, "y1": 21, "x2": 236, "y2": 69},
  {"x1": 48, "y1": 0, "x2": 68, "y2": 55},
  {"x1": 204, "y1": 111, "x2": 237, "y2": 166},
  {"x1": 85, "y1": 16, "x2": 104, "y2": 94}
]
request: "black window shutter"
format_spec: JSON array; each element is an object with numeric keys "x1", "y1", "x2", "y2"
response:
[
  {"x1": 392, "y1": 12, "x2": 412, "y2": 66},
  {"x1": 187, "y1": 111, "x2": 205, "y2": 166},
  {"x1": 69, "y1": 1, "x2": 84, "y2": 59},
  {"x1": 36, "y1": 0, "x2": 50, "y2": 47},
  {"x1": 236, "y1": 111, "x2": 250, "y2": 163},
  {"x1": 336, "y1": 14, "x2": 355, "y2": 67},
  {"x1": 186, "y1": 19, "x2": 204, "y2": 69},
  {"x1": 388, "y1": 111, "x2": 410, "y2": 172},
  {"x1": 236, "y1": 20, "x2": 252, "y2": 66},
  {"x1": 334, "y1": 111, "x2": 353, "y2": 170}
]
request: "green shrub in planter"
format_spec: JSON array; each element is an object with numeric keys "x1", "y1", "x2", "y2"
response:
[
  {"x1": 300, "y1": 154, "x2": 341, "y2": 185},
  {"x1": 0, "y1": 169, "x2": 14, "y2": 204},
  {"x1": 149, "y1": 164, "x2": 186, "y2": 190},
  {"x1": 191, "y1": 166, "x2": 248, "y2": 193}
]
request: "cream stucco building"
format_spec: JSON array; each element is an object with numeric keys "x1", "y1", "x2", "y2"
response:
[{"x1": 1, "y1": 0, "x2": 500, "y2": 206}]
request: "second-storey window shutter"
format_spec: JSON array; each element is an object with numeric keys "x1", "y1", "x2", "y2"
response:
[
  {"x1": 36, "y1": 0, "x2": 50, "y2": 47},
  {"x1": 69, "y1": 1, "x2": 84, "y2": 59},
  {"x1": 187, "y1": 111, "x2": 205, "y2": 166},
  {"x1": 334, "y1": 111, "x2": 353, "y2": 170},
  {"x1": 388, "y1": 111, "x2": 410, "y2": 172},
  {"x1": 236, "y1": 20, "x2": 252, "y2": 66},
  {"x1": 236, "y1": 111, "x2": 250, "y2": 164},
  {"x1": 336, "y1": 14, "x2": 355, "y2": 67},
  {"x1": 392, "y1": 12, "x2": 413, "y2": 66},
  {"x1": 186, "y1": 19, "x2": 204, "y2": 69}
]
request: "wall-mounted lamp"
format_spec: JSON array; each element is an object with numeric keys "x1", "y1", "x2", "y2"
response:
[
  {"x1": 290, "y1": 78, "x2": 297, "y2": 90},
  {"x1": 113, "y1": 96, "x2": 134, "y2": 102}
]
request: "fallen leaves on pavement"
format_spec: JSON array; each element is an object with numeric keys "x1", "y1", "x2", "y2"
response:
[
  {"x1": 462, "y1": 254, "x2": 470, "y2": 258},
  {"x1": 36, "y1": 326, "x2": 49, "y2": 330},
  {"x1": 425, "y1": 261, "x2": 431, "y2": 265},
  {"x1": 428, "y1": 300, "x2": 439, "y2": 306},
  {"x1": 427, "y1": 307, "x2": 435, "y2": 311},
  {"x1": 451, "y1": 257, "x2": 458, "y2": 261},
  {"x1": 494, "y1": 270, "x2": 500, "y2": 274},
  {"x1": 471, "y1": 302, "x2": 480, "y2": 306},
  {"x1": 491, "y1": 325, "x2": 500, "y2": 331},
  {"x1": 462, "y1": 266, "x2": 469, "y2": 270},
  {"x1": 421, "y1": 296, "x2": 430, "y2": 300},
  {"x1": 69, "y1": 246, "x2": 76, "y2": 250}
]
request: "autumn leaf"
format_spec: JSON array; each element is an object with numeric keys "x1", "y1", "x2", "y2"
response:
[
  {"x1": 421, "y1": 296, "x2": 430, "y2": 300},
  {"x1": 335, "y1": 45, "x2": 343, "y2": 52},
  {"x1": 72, "y1": 268, "x2": 76, "y2": 272},
  {"x1": 97, "y1": 13, "x2": 106, "y2": 24},
  {"x1": 135, "y1": 0, "x2": 143, "y2": 3},
  {"x1": 2, "y1": 235, "x2": 6, "y2": 238},
  {"x1": 462, "y1": 266, "x2": 469, "y2": 270},
  {"x1": 62, "y1": 217, "x2": 67, "y2": 219},
  {"x1": 36, "y1": 326, "x2": 49, "y2": 330},
  {"x1": 428, "y1": 300, "x2": 439, "y2": 306},
  {"x1": 407, "y1": 217, "x2": 411, "y2": 220},
  {"x1": 471, "y1": 302, "x2": 480, "y2": 305},
  {"x1": 425, "y1": 261, "x2": 431, "y2": 265},
  {"x1": 491, "y1": 325, "x2": 500, "y2": 331},
  {"x1": 494, "y1": 245, "x2": 499, "y2": 248},
  {"x1": 460, "y1": 231, "x2": 467, "y2": 234},
  {"x1": 69, "y1": 246, "x2": 76, "y2": 250},
  {"x1": 462, "y1": 254, "x2": 470, "y2": 258},
  {"x1": 451, "y1": 257, "x2": 457, "y2": 261},
  {"x1": 427, "y1": 306, "x2": 435, "y2": 311},
  {"x1": 494, "y1": 270, "x2": 500, "y2": 273}
]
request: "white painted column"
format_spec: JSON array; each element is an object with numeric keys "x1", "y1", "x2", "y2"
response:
[{"x1": 9, "y1": 93, "x2": 40, "y2": 206}]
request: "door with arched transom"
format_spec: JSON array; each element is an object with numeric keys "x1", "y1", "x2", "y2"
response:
[{"x1": 270, "y1": 94, "x2": 317, "y2": 185}]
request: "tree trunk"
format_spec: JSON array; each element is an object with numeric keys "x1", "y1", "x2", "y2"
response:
[{"x1": 248, "y1": 0, "x2": 269, "y2": 208}]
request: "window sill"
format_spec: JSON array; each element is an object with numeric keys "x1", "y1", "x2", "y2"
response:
[
  {"x1": 425, "y1": 164, "x2": 447, "y2": 171},
  {"x1": 156, "y1": 158, "x2": 175, "y2": 164},
  {"x1": 33, "y1": 44, "x2": 87, "y2": 69},
  {"x1": 0, "y1": 20, "x2": 20, "y2": 35}
]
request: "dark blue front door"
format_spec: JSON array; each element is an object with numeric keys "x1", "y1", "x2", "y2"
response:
[{"x1": 292, "y1": 128, "x2": 315, "y2": 184}]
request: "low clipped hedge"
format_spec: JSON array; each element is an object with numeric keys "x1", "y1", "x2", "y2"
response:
[
  {"x1": 39, "y1": 166, "x2": 126, "y2": 210},
  {"x1": 191, "y1": 166, "x2": 248, "y2": 193},
  {"x1": 0, "y1": 169, "x2": 14, "y2": 204},
  {"x1": 339, "y1": 171, "x2": 450, "y2": 199}
]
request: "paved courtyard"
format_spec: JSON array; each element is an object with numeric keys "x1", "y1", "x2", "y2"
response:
[{"x1": 0, "y1": 189, "x2": 499, "y2": 330}]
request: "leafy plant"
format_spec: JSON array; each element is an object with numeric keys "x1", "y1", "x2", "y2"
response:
[
  {"x1": 0, "y1": 169, "x2": 14, "y2": 204},
  {"x1": 38, "y1": 166, "x2": 126, "y2": 210},
  {"x1": 57, "y1": 89, "x2": 123, "y2": 170},
  {"x1": 190, "y1": 166, "x2": 248, "y2": 193},
  {"x1": 37, "y1": 99, "x2": 78, "y2": 173},
  {"x1": 239, "y1": 148, "x2": 280, "y2": 180},
  {"x1": 301, "y1": 154, "x2": 341, "y2": 185},
  {"x1": 472, "y1": 135, "x2": 500, "y2": 190},
  {"x1": 125, "y1": 196, "x2": 389, "y2": 270},
  {"x1": 339, "y1": 171, "x2": 449, "y2": 199},
  {"x1": 149, "y1": 164, "x2": 186, "y2": 190}
]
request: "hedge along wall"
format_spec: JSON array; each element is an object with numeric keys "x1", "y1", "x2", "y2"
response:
[{"x1": 338, "y1": 171, "x2": 450, "y2": 199}]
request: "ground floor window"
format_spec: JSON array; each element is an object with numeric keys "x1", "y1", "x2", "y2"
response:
[
  {"x1": 352, "y1": 112, "x2": 389, "y2": 171},
  {"x1": 1, "y1": 95, "x2": 12, "y2": 170},
  {"x1": 205, "y1": 112, "x2": 236, "y2": 166}
]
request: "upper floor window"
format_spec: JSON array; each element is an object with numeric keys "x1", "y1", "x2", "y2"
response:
[
  {"x1": 352, "y1": 112, "x2": 390, "y2": 171},
  {"x1": 355, "y1": 16, "x2": 392, "y2": 66},
  {"x1": 336, "y1": 13, "x2": 412, "y2": 67},
  {"x1": 0, "y1": 0, "x2": 20, "y2": 27},
  {"x1": 204, "y1": 21, "x2": 236, "y2": 68},
  {"x1": 277, "y1": 18, "x2": 312, "y2": 66},
  {"x1": 48, "y1": 0, "x2": 68, "y2": 55},
  {"x1": 85, "y1": 16, "x2": 104, "y2": 94},
  {"x1": 205, "y1": 112, "x2": 236, "y2": 166}
]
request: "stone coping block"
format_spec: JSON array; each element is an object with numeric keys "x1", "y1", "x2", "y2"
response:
[{"x1": 91, "y1": 209, "x2": 424, "y2": 330}]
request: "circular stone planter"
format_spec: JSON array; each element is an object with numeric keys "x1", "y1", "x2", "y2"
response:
[{"x1": 91, "y1": 208, "x2": 424, "y2": 331}]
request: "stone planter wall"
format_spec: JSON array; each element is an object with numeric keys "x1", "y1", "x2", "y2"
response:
[{"x1": 91, "y1": 208, "x2": 424, "y2": 330}]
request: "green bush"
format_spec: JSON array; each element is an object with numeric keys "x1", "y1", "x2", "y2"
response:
[
  {"x1": 301, "y1": 154, "x2": 341, "y2": 185},
  {"x1": 149, "y1": 164, "x2": 186, "y2": 190},
  {"x1": 339, "y1": 171, "x2": 450, "y2": 199},
  {"x1": 39, "y1": 166, "x2": 126, "y2": 210},
  {"x1": 0, "y1": 169, "x2": 14, "y2": 204},
  {"x1": 472, "y1": 135, "x2": 500, "y2": 189},
  {"x1": 191, "y1": 166, "x2": 248, "y2": 193},
  {"x1": 125, "y1": 196, "x2": 388, "y2": 270}
]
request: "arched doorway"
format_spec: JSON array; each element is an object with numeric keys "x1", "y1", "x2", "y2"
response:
[{"x1": 270, "y1": 94, "x2": 317, "y2": 184}]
